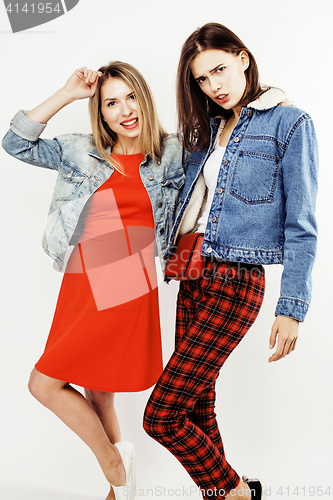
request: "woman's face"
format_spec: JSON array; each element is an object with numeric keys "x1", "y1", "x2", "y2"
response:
[
  {"x1": 190, "y1": 49, "x2": 249, "y2": 115},
  {"x1": 100, "y1": 77, "x2": 141, "y2": 145}
]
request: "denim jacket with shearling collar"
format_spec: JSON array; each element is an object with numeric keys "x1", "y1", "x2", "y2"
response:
[{"x1": 165, "y1": 89, "x2": 319, "y2": 322}]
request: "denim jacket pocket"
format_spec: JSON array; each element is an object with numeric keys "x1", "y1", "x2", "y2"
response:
[
  {"x1": 161, "y1": 173, "x2": 185, "y2": 210},
  {"x1": 55, "y1": 161, "x2": 86, "y2": 201},
  {"x1": 230, "y1": 150, "x2": 280, "y2": 204}
]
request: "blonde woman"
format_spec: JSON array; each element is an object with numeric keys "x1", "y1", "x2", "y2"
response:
[{"x1": 2, "y1": 62, "x2": 186, "y2": 500}]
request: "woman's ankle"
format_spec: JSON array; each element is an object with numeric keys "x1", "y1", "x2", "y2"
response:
[
  {"x1": 226, "y1": 479, "x2": 251, "y2": 499},
  {"x1": 99, "y1": 444, "x2": 125, "y2": 487}
]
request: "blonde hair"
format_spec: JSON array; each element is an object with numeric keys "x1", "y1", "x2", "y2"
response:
[{"x1": 89, "y1": 61, "x2": 167, "y2": 174}]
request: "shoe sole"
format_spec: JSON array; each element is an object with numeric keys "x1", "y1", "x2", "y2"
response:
[{"x1": 127, "y1": 440, "x2": 136, "y2": 500}]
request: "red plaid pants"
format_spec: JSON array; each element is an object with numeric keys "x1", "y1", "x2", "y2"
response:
[{"x1": 144, "y1": 260, "x2": 265, "y2": 499}]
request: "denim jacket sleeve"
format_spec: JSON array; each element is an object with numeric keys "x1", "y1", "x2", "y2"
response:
[
  {"x1": 2, "y1": 110, "x2": 62, "y2": 171},
  {"x1": 275, "y1": 114, "x2": 318, "y2": 321}
]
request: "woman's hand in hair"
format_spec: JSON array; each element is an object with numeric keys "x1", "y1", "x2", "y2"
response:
[
  {"x1": 25, "y1": 67, "x2": 102, "y2": 124},
  {"x1": 63, "y1": 67, "x2": 103, "y2": 101},
  {"x1": 268, "y1": 315, "x2": 299, "y2": 363}
]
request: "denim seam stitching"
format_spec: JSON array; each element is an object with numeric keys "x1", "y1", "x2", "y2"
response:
[
  {"x1": 285, "y1": 114, "x2": 311, "y2": 149},
  {"x1": 279, "y1": 296, "x2": 310, "y2": 306}
]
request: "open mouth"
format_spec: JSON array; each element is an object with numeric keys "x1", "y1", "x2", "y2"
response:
[
  {"x1": 121, "y1": 118, "x2": 138, "y2": 129},
  {"x1": 215, "y1": 94, "x2": 229, "y2": 104}
]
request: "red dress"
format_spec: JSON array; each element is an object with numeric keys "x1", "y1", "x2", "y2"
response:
[{"x1": 35, "y1": 153, "x2": 162, "y2": 392}]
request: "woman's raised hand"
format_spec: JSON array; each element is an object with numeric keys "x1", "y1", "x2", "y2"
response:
[
  {"x1": 25, "y1": 67, "x2": 103, "y2": 124},
  {"x1": 63, "y1": 67, "x2": 103, "y2": 100}
]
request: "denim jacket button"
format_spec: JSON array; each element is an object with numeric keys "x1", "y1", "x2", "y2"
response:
[
  {"x1": 218, "y1": 188, "x2": 223, "y2": 194},
  {"x1": 247, "y1": 110, "x2": 253, "y2": 117},
  {"x1": 148, "y1": 175, "x2": 154, "y2": 181},
  {"x1": 234, "y1": 137, "x2": 240, "y2": 143},
  {"x1": 212, "y1": 216, "x2": 217, "y2": 222},
  {"x1": 224, "y1": 160, "x2": 229, "y2": 166},
  {"x1": 66, "y1": 171, "x2": 73, "y2": 178},
  {"x1": 158, "y1": 202, "x2": 163, "y2": 208},
  {"x1": 207, "y1": 247, "x2": 212, "y2": 254}
]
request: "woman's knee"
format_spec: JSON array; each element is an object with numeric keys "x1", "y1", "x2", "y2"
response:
[
  {"x1": 28, "y1": 368, "x2": 63, "y2": 405},
  {"x1": 84, "y1": 389, "x2": 114, "y2": 413},
  {"x1": 143, "y1": 403, "x2": 174, "y2": 440}
]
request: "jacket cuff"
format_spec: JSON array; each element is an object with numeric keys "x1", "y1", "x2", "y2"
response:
[
  {"x1": 10, "y1": 110, "x2": 47, "y2": 142},
  {"x1": 275, "y1": 297, "x2": 309, "y2": 322}
]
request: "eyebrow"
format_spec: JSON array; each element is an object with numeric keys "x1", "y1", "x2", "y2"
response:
[
  {"x1": 194, "y1": 63, "x2": 225, "y2": 82},
  {"x1": 103, "y1": 92, "x2": 134, "y2": 103}
]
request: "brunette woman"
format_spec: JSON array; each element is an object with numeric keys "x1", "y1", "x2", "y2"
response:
[
  {"x1": 144, "y1": 23, "x2": 318, "y2": 500},
  {"x1": 2, "y1": 62, "x2": 186, "y2": 500}
]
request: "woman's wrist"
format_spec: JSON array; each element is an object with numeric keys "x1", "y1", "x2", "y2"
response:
[
  {"x1": 55, "y1": 87, "x2": 77, "y2": 106},
  {"x1": 25, "y1": 88, "x2": 77, "y2": 124}
]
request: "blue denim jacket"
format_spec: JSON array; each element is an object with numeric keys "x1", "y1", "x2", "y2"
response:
[
  {"x1": 2, "y1": 110, "x2": 187, "y2": 272},
  {"x1": 165, "y1": 90, "x2": 318, "y2": 322}
]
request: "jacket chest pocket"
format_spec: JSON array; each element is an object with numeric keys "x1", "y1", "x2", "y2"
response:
[
  {"x1": 55, "y1": 161, "x2": 86, "y2": 201},
  {"x1": 161, "y1": 173, "x2": 185, "y2": 210},
  {"x1": 230, "y1": 150, "x2": 280, "y2": 204}
]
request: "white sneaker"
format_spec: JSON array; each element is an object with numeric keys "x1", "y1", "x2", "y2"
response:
[{"x1": 111, "y1": 441, "x2": 136, "y2": 500}]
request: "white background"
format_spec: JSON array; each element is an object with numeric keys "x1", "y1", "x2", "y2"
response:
[{"x1": 0, "y1": 1, "x2": 332, "y2": 499}]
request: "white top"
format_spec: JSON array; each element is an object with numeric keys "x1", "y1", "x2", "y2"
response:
[{"x1": 196, "y1": 144, "x2": 226, "y2": 234}]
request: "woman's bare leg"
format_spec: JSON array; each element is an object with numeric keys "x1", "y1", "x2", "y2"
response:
[
  {"x1": 28, "y1": 368, "x2": 125, "y2": 488},
  {"x1": 84, "y1": 390, "x2": 122, "y2": 500},
  {"x1": 84, "y1": 389, "x2": 121, "y2": 444}
]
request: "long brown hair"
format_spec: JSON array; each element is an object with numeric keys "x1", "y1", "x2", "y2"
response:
[
  {"x1": 89, "y1": 61, "x2": 167, "y2": 173},
  {"x1": 177, "y1": 23, "x2": 267, "y2": 151}
]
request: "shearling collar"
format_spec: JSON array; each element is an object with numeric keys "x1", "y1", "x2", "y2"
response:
[
  {"x1": 247, "y1": 87, "x2": 286, "y2": 110},
  {"x1": 213, "y1": 87, "x2": 287, "y2": 141}
]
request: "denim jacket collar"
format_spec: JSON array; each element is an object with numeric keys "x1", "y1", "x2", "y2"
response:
[
  {"x1": 88, "y1": 146, "x2": 149, "y2": 168},
  {"x1": 210, "y1": 87, "x2": 287, "y2": 149}
]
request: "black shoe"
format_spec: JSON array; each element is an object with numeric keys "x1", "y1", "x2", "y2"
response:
[{"x1": 242, "y1": 475, "x2": 266, "y2": 499}]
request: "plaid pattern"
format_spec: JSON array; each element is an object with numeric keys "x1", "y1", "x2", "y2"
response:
[{"x1": 144, "y1": 260, "x2": 265, "y2": 499}]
